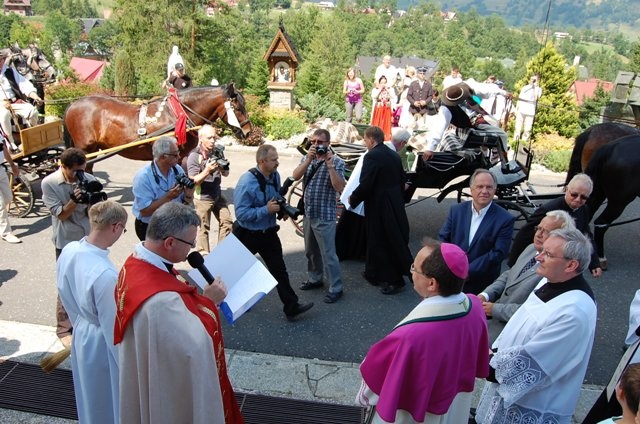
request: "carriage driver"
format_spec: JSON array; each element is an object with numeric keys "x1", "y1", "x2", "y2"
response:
[
  {"x1": 409, "y1": 79, "x2": 510, "y2": 169},
  {"x1": 0, "y1": 49, "x2": 43, "y2": 152}
]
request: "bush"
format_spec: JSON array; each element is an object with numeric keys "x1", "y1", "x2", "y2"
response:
[
  {"x1": 532, "y1": 132, "x2": 574, "y2": 173},
  {"x1": 297, "y1": 93, "x2": 345, "y2": 122},
  {"x1": 45, "y1": 81, "x2": 114, "y2": 118},
  {"x1": 542, "y1": 150, "x2": 572, "y2": 173},
  {"x1": 264, "y1": 109, "x2": 307, "y2": 139}
]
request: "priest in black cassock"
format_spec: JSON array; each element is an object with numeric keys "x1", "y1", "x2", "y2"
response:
[{"x1": 349, "y1": 126, "x2": 412, "y2": 295}]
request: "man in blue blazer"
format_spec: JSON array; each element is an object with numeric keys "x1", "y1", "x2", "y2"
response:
[{"x1": 439, "y1": 169, "x2": 514, "y2": 294}]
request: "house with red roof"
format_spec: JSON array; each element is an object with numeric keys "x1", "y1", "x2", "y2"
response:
[
  {"x1": 567, "y1": 78, "x2": 613, "y2": 105},
  {"x1": 69, "y1": 57, "x2": 108, "y2": 83}
]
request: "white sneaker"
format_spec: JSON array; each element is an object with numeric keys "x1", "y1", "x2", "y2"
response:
[{"x1": 2, "y1": 233, "x2": 21, "y2": 243}]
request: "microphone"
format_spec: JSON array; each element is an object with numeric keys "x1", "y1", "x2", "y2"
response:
[{"x1": 187, "y1": 251, "x2": 215, "y2": 285}]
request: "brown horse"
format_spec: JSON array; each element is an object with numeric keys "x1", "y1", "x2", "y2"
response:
[
  {"x1": 565, "y1": 122, "x2": 639, "y2": 185},
  {"x1": 63, "y1": 84, "x2": 252, "y2": 163}
]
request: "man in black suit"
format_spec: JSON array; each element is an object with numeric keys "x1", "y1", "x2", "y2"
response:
[
  {"x1": 507, "y1": 173, "x2": 602, "y2": 278},
  {"x1": 349, "y1": 126, "x2": 412, "y2": 295}
]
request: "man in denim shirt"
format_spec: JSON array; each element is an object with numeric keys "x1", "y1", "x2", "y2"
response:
[
  {"x1": 292, "y1": 129, "x2": 346, "y2": 303},
  {"x1": 233, "y1": 144, "x2": 313, "y2": 319}
]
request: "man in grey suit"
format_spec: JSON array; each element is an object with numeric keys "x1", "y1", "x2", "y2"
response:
[{"x1": 478, "y1": 209, "x2": 575, "y2": 341}]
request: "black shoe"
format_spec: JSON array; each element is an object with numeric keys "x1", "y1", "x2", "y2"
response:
[
  {"x1": 285, "y1": 302, "x2": 314, "y2": 319},
  {"x1": 299, "y1": 280, "x2": 324, "y2": 291},
  {"x1": 361, "y1": 271, "x2": 379, "y2": 286},
  {"x1": 323, "y1": 291, "x2": 343, "y2": 304},
  {"x1": 380, "y1": 282, "x2": 405, "y2": 295}
]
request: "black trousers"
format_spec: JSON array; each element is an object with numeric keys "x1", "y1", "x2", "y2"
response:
[
  {"x1": 135, "y1": 218, "x2": 148, "y2": 241},
  {"x1": 232, "y1": 225, "x2": 299, "y2": 314}
]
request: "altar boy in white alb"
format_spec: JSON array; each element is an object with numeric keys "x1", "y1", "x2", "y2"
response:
[
  {"x1": 475, "y1": 227, "x2": 597, "y2": 424},
  {"x1": 57, "y1": 200, "x2": 128, "y2": 424}
]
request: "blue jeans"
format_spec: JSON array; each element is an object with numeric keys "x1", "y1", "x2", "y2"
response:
[{"x1": 304, "y1": 217, "x2": 344, "y2": 294}]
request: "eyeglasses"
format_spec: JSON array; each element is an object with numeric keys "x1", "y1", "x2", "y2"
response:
[
  {"x1": 165, "y1": 235, "x2": 196, "y2": 248},
  {"x1": 311, "y1": 139, "x2": 327, "y2": 144},
  {"x1": 113, "y1": 222, "x2": 127, "y2": 233},
  {"x1": 410, "y1": 263, "x2": 427, "y2": 277},
  {"x1": 539, "y1": 249, "x2": 570, "y2": 261},
  {"x1": 164, "y1": 151, "x2": 180, "y2": 158},
  {"x1": 568, "y1": 191, "x2": 589, "y2": 201}
]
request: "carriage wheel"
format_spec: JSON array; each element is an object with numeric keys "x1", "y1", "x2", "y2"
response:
[
  {"x1": 494, "y1": 199, "x2": 530, "y2": 233},
  {"x1": 285, "y1": 179, "x2": 305, "y2": 237},
  {"x1": 8, "y1": 171, "x2": 34, "y2": 218}
]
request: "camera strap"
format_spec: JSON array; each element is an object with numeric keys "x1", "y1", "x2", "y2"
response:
[
  {"x1": 150, "y1": 162, "x2": 180, "y2": 188},
  {"x1": 303, "y1": 160, "x2": 323, "y2": 190},
  {"x1": 248, "y1": 167, "x2": 278, "y2": 203}
]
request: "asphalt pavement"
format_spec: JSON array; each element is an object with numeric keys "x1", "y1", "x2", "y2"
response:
[{"x1": 1, "y1": 142, "x2": 639, "y2": 391}]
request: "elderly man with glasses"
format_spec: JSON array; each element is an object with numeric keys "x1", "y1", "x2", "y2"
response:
[
  {"x1": 476, "y1": 228, "x2": 597, "y2": 424},
  {"x1": 132, "y1": 136, "x2": 193, "y2": 241},
  {"x1": 115, "y1": 202, "x2": 243, "y2": 424},
  {"x1": 507, "y1": 173, "x2": 602, "y2": 277}
]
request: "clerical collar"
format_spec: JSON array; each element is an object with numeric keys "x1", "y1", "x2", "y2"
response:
[{"x1": 535, "y1": 274, "x2": 595, "y2": 303}]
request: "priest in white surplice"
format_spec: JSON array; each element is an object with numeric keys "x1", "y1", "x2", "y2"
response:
[
  {"x1": 57, "y1": 200, "x2": 128, "y2": 424},
  {"x1": 475, "y1": 228, "x2": 597, "y2": 424}
]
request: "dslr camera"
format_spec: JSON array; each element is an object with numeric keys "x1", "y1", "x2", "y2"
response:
[
  {"x1": 207, "y1": 145, "x2": 230, "y2": 171},
  {"x1": 73, "y1": 170, "x2": 107, "y2": 205},
  {"x1": 315, "y1": 145, "x2": 328, "y2": 155},
  {"x1": 175, "y1": 172, "x2": 195, "y2": 189},
  {"x1": 273, "y1": 176, "x2": 300, "y2": 220}
]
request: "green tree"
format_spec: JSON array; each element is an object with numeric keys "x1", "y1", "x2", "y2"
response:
[
  {"x1": 245, "y1": 55, "x2": 270, "y2": 104},
  {"x1": 0, "y1": 14, "x2": 22, "y2": 46},
  {"x1": 41, "y1": 11, "x2": 82, "y2": 55},
  {"x1": 88, "y1": 19, "x2": 119, "y2": 56},
  {"x1": 578, "y1": 83, "x2": 609, "y2": 130},
  {"x1": 296, "y1": 17, "x2": 354, "y2": 106},
  {"x1": 9, "y1": 21, "x2": 40, "y2": 47},
  {"x1": 114, "y1": 49, "x2": 137, "y2": 96},
  {"x1": 517, "y1": 42, "x2": 579, "y2": 139},
  {"x1": 586, "y1": 48, "x2": 623, "y2": 81},
  {"x1": 629, "y1": 42, "x2": 640, "y2": 74}
]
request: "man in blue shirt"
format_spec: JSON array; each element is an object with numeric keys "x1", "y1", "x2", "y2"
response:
[
  {"x1": 292, "y1": 129, "x2": 346, "y2": 303},
  {"x1": 132, "y1": 136, "x2": 192, "y2": 240},
  {"x1": 233, "y1": 144, "x2": 313, "y2": 319}
]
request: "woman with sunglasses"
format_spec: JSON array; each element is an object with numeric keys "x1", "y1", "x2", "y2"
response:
[{"x1": 507, "y1": 173, "x2": 602, "y2": 278}]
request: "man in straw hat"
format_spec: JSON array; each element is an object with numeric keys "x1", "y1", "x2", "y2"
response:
[
  {"x1": 56, "y1": 200, "x2": 127, "y2": 424},
  {"x1": 409, "y1": 79, "x2": 511, "y2": 169},
  {"x1": 357, "y1": 238, "x2": 489, "y2": 423}
]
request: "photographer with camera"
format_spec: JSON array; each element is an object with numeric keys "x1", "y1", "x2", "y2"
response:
[
  {"x1": 292, "y1": 129, "x2": 346, "y2": 304},
  {"x1": 186, "y1": 125, "x2": 233, "y2": 254},
  {"x1": 42, "y1": 147, "x2": 101, "y2": 347},
  {"x1": 233, "y1": 144, "x2": 314, "y2": 320},
  {"x1": 132, "y1": 136, "x2": 194, "y2": 241}
]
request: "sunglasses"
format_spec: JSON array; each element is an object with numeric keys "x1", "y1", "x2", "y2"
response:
[{"x1": 568, "y1": 191, "x2": 589, "y2": 201}]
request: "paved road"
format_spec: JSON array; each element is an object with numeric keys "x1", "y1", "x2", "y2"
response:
[{"x1": 0, "y1": 145, "x2": 638, "y2": 386}]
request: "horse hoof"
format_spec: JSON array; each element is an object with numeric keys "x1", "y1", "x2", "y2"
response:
[{"x1": 599, "y1": 258, "x2": 608, "y2": 271}]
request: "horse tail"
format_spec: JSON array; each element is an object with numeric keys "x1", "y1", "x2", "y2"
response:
[{"x1": 566, "y1": 126, "x2": 591, "y2": 185}]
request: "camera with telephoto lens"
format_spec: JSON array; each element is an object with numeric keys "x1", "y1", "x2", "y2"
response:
[
  {"x1": 73, "y1": 170, "x2": 107, "y2": 205},
  {"x1": 273, "y1": 176, "x2": 300, "y2": 220},
  {"x1": 175, "y1": 172, "x2": 195, "y2": 189},
  {"x1": 207, "y1": 145, "x2": 230, "y2": 171}
]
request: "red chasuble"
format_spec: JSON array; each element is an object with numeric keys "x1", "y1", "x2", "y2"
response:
[{"x1": 115, "y1": 255, "x2": 243, "y2": 424}]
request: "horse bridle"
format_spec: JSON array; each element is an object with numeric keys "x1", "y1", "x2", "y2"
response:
[
  {"x1": 180, "y1": 95, "x2": 250, "y2": 130},
  {"x1": 27, "y1": 51, "x2": 54, "y2": 77}
]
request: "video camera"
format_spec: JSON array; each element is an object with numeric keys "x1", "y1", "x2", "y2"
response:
[
  {"x1": 274, "y1": 176, "x2": 300, "y2": 220},
  {"x1": 207, "y1": 145, "x2": 230, "y2": 171},
  {"x1": 73, "y1": 170, "x2": 107, "y2": 205}
]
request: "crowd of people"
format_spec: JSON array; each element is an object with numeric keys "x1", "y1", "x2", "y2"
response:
[
  {"x1": 2, "y1": 51, "x2": 637, "y2": 424},
  {"x1": 25, "y1": 123, "x2": 635, "y2": 423}
]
